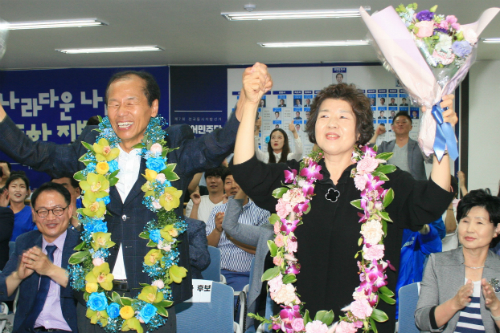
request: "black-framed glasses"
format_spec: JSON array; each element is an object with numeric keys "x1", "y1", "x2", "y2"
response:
[{"x1": 35, "y1": 206, "x2": 69, "y2": 218}]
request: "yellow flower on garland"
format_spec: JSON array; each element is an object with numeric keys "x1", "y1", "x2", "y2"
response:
[
  {"x1": 122, "y1": 317, "x2": 143, "y2": 333},
  {"x1": 169, "y1": 265, "x2": 188, "y2": 284},
  {"x1": 144, "y1": 249, "x2": 163, "y2": 266},
  {"x1": 86, "y1": 308, "x2": 108, "y2": 327},
  {"x1": 138, "y1": 285, "x2": 164, "y2": 304},
  {"x1": 144, "y1": 169, "x2": 158, "y2": 182},
  {"x1": 93, "y1": 138, "x2": 120, "y2": 162},
  {"x1": 95, "y1": 162, "x2": 110, "y2": 175},
  {"x1": 85, "y1": 262, "x2": 114, "y2": 291},
  {"x1": 80, "y1": 173, "x2": 109, "y2": 202},
  {"x1": 120, "y1": 305, "x2": 135, "y2": 320},
  {"x1": 141, "y1": 181, "x2": 155, "y2": 198},
  {"x1": 85, "y1": 281, "x2": 98, "y2": 293},
  {"x1": 159, "y1": 187, "x2": 183, "y2": 211},
  {"x1": 160, "y1": 225, "x2": 178, "y2": 243},
  {"x1": 82, "y1": 199, "x2": 106, "y2": 218},
  {"x1": 91, "y1": 232, "x2": 116, "y2": 251}
]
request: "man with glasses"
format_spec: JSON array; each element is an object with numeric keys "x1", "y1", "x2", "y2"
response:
[{"x1": 0, "y1": 182, "x2": 80, "y2": 333}]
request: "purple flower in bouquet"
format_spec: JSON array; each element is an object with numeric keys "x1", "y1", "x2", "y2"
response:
[
  {"x1": 452, "y1": 41, "x2": 472, "y2": 58},
  {"x1": 284, "y1": 169, "x2": 297, "y2": 184},
  {"x1": 299, "y1": 162, "x2": 323, "y2": 182},
  {"x1": 280, "y1": 305, "x2": 302, "y2": 333},
  {"x1": 293, "y1": 200, "x2": 310, "y2": 215},
  {"x1": 301, "y1": 180, "x2": 315, "y2": 197},
  {"x1": 281, "y1": 218, "x2": 299, "y2": 235},
  {"x1": 416, "y1": 10, "x2": 434, "y2": 21},
  {"x1": 360, "y1": 145, "x2": 377, "y2": 158}
]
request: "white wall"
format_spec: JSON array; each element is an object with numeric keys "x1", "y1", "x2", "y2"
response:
[{"x1": 469, "y1": 60, "x2": 500, "y2": 194}]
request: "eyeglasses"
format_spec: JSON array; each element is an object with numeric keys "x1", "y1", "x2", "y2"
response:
[{"x1": 35, "y1": 206, "x2": 69, "y2": 218}]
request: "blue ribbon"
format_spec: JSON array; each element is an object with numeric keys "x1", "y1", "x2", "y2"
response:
[{"x1": 431, "y1": 103, "x2": 458, "y2": 162}]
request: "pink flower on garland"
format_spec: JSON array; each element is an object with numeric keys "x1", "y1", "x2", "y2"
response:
[
  {"x1": 360, "y1": 145, "x2": 377, "y2": 158},
  {"x1": 293, "y1": 200, "x2": 310, "y2": 215},
  {"x1": 281, "y1": 218, "x2": 300, "y2": 235},
  {"x1": 269, "y1": 273, "x2": 283, "y2": 293},
  {"x1": 333, "y1": 321, "x2": 358, "y2": 333},
  {"x1": 275, "y1": 233, "x2": 286, "y2": 247},
  {"x1": 282, "y1": 188, "x2": 306, "y2": 206},
  {"x1": 299, "y1": 162, "x2": 323, "y2": 182},
  {"x1": 356, "y1": 156, "x2": 382, "y2": 175},
  {"x1": 354, "y1": 174, "x2": 368, "y2": 191},
  {"x1": 291, "y1": 318, "x2": 305, "y2": 331},
  {"x1": 350, "y1": 299, "x2": 373, "y2": 319},
  {"x1": 363, "y1": 244, "x2": 385, "y2": 261},
  {"x1": 273, "y1": 256, "x2": 284, "y2": 267},
  {"x1": 284, "y1": 169, "x2": 298, "y2": 184},
  {"x1": 276, "y1": 199, "x2": 293, "y2": 219},
  {"x1": 360, "y1": 220, "x2": 384, "y2": 245},
  {"x1": 285, "y1": 263, "x2": 301, "y2": 275},
  {"x1": 286, "y1": 236, "x2": 298, "y2": 253},
  {"x1": 272, "y1": 284, "x2": 297, "y2": 305},
  {"x1": 305, "y1": 320, "x2": 328, "y2": 333},
  {"x1": 274, "y1": 220, "x2": 282, "y2": 234}
]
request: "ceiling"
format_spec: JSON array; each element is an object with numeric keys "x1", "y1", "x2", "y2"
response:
[{"x1": 0, "y1": 0, "x2": 498, "y2": 70}]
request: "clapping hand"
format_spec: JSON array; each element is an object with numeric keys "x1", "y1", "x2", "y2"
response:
[
  {"x1": 452, "y1": 279, "x2": 473, "y2": 310},
  {"x1": 21, "y1": 246, "x2": 55, "y2": 277},
  {"x1": 215, "y1": 212, "x2": 224, "y2": 233},
  {"x1": 482, "y1": 278, "x2": 500, "y2": 311}
]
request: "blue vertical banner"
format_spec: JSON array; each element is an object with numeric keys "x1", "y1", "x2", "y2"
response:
[
  {"x1": 169, "y1": 66, "x2": 227, "y2": 137},
  {"x1": 0, "y1": 66, "x2": 169, "y2": 187}
]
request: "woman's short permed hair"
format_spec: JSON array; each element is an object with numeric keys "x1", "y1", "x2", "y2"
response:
[
  {"x1": 305, "y1": 83, "x2": 374, "y2": 145},
  {"x1": 457, "y1": 189, "x2": 500, "y2": 227}
]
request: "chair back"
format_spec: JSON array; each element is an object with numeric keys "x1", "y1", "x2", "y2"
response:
[
  {"x1": 398, "y1": 282, "x2": 420, "y2": 333},
  {"x1": 201, "y1": 246, "x2": 221, "y2": 282},
  {"x1": 176, "y1": 281, "x2": 235, "y2": 333}
]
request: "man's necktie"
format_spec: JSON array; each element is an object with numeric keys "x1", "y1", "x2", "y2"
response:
[{"x1": 23, "y1": 245, "x2": 57, "y2": 329}]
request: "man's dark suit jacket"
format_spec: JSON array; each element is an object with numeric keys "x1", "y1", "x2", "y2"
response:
[
  {"x1": 0, "y1": 114, "x2": 239, "y2": 303},
  {"x1": 0, "y1": 206, "x2": 14, "y2": 270},
  {"x1": 0, "y1": 228, "x2": 80, "y2": 333}
]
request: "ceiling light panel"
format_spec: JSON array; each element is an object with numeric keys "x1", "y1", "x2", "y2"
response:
[
  {"x1": 56, "y1": 46, "x2": 163, "y2": 54},
  {"x1": 482, "y1": 38, "x2": 500, "y2": 43},
  {"x1": 6, "y1": 19, "x2": 106, "y2": 30},
  {"x1": 258, "y1": 40, "x2": 370, "y2": 48},
  {"x1": 222, "y1": 8, "x2": 371, "y2": 21}
]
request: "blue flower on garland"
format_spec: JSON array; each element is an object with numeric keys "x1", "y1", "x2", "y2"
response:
[
  {"x1": 140, "y1": 303, "x2": 158, "y2": 324},
  {"x1": 87, "y1": 162, "x2": 96, "y2": 173},
  {"x1": 149, "y1": 229, "x2": 162, "y2": 244},
  {"x1": 106, "y1": 303, "x2": 120, "y2": 319},
  {"x1": 88, "y1": 292, "x2": 107, "y2": 312},
  {"x1": 108, "y1": 160, "x2": 119, "y2": 173},
  {"x1": 97, "y1": 196, "x2": 111, "y2": 205},
  {"x1": 146, "y1": 158, "x2": 166, "y2": 173}
]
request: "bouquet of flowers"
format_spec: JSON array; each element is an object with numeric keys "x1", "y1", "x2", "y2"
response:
[{"x1": 360, "y1": 4, "x2": 499, "y2": 160}]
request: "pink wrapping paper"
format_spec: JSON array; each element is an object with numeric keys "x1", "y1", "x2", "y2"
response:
[{"x1": 360, "y1": 6, "x2": 499, "y2": 157}]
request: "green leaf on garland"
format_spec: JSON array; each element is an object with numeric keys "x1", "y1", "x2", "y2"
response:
[
  {"x1": 375, "y1": 164, "x2": 397, "y2": 175},
  {"x1": 379, "y1": 211, "x2": 393, "y2": 223},
  {"x1": 358, "y1": 237, "x2": 363, "y2": 247},
  {"x1": 378, "y1": 292, "x2": 396, "y2": 305},
  {"x1": 73, "y1": 241, "x2": 86, "y2": 251},
  {"x1": 303, "y1": 310, "x2": 312, "y2": 325},
  {"x1": 376, "y1": 152, "x2": 393, "y2": 161},
  {"x1": 351, "y1": 199, "x2": 362, "y2": 210},
  {"x1": 146, "y1": 240, "x2": 157, "y2": 247},
  {"x1": 261, "y1": 266, "x2": 280, "y2": 282},
  {"x1": 97, "y1": 115, "x2": 103, "y2": 122},
  {"x1": 371, "y1": 309, "x2": 389, "y2": 323},
  {"x1": 109, "y1": 176, "x2": 119, "y2": 187},
  {"x1": 429, "y1": 5, "x2": 438, "y2": 12},
  {"x1": 382, "y1": 220, "x2": 388, "y2": 237},
  {"x1": 268, "y1": 214, "x2": 280, "y2": 225},
  {"x1": 154, "y1": 304, "x2": 169, "y2": 317},
  {"x1": 372, "y1": 171, "x2": 389, "y2": 181},
  {"x1": 248, "y1": 313, "x2": 273, "y2": 324},
  {"x1": 282, "y1": 274, "x2": 297, "y2": 284},
  {"x1": 267, "y1": 240, "x2": 278, "y2": 257},
  {"x1": 120, "y1": 297, "x2": 133, "y2": 306},
  {"x1": 304, "y1": 202, "x2": 311, "y2": 214},
  {"x1": 109, "y1": 169, "x2": 119, "y2": 179},
  {"x1": 74, "y1": 171, "x2": 86, "y2": 181},
  {"x1": 314, "y1": 310, "x2": 334, "y2": 326},
  {"x1": 272, "y1": 187, "x2": 289, "y2": 199},
  {"x1": 139, "y1": 231, "x2": 150, "y2": 239},
  {"x1": 132, "y1": 143, "x2": 144, "y2": 149},
  {"x1": 81, "y1": 141, "x2": 95, "y2": 153},
  {"x1": 383, "y1": 188, "x2": 394, "y2": 208},
  {"x1": 68, "y1": 250, "x2": 90, "y2": 264},
  {"x1": 163, "y1": 163, "x2": 180, "y2": 182},
  {"x1": 157, "y1": 300, "x2": 173, "y2": 308},
  {"x1": 379, "y1": 286, "x2": 395, "y2": 297},
  {"x1": 111, "y1": 291, "x2": 121, "y2": 304},
  {"x1": 370, "y1": 317, "x2": 378, "y2": 333}
]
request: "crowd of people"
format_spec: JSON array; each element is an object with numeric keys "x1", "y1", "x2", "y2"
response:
[{"x1": 0, "y1": 63, "x2": 499, "y2": 333}]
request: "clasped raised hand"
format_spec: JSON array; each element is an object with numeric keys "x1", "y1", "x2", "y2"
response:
[{"x1": 242, "y1": 62, "x2": 273, "y2": 104}]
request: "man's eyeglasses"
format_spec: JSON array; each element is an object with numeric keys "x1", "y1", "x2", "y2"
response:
[{"x1": 35, "y1": 206, "x2": 69, "y2": 218}]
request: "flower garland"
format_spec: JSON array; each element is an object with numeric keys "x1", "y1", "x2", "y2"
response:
[
  {"x1": 68, "y1": 116, "x2": 187, "y2": 333},
  {"x1": 250, "y1": 145, "x2": 397, "y2": 333}
]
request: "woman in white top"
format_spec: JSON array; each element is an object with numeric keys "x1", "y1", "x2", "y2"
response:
[{"x1": 254, "y1": 121, "x2": 302, "y2": 163}]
